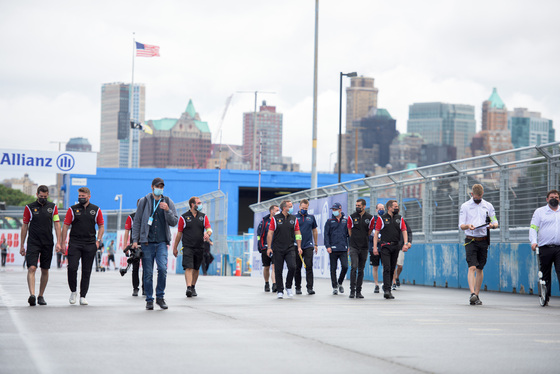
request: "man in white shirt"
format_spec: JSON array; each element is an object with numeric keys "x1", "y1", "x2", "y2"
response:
[
  {"x1": 529, "y1": 189, "x2": 560, "y2": 306},
  {"x1": 459, "y1": 184, "x2": 498, "y2": 305}
]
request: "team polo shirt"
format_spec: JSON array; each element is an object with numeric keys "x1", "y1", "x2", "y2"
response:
[
  {"x1": 23, "y1": 201, "x2": 59, "y2": 247},
  {"x1": 269, "y1": 212, "x2": 300, "y2": 250},
  {"x1": 178, "y1": 210, "x2": 211, "y2": 249},
  {"x1": 458, "y1": 198, "x2": 498, "y2": 237},
  {"x1": 347, "y1": 211, "x2": 374, "y2": 250},
  {"x1": 64, "y1": 203, "x2": 104, "y2": 244},
  {"x1": 375, "y1": 213, "x2": 407, "y2": 243},
  {"x1": 296, "y1": 211, "x2": 318, "y2": 249},
  {"x1": 257, "y1": 214, "x2": 273, "y2": 250},
  {"x1": 529, "y1": 205, "x2": 560, "y2": 247}
]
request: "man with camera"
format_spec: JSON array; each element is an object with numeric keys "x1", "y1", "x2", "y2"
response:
[
  {"x1": 132, "y1": 178, "x2": 178, "y2": 310},
  {"x1": 123, "y1": 209, "x2": 142, "y2": 296}
]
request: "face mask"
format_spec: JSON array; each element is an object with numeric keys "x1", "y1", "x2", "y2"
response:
[
  {"x1": 300, "y1": 209, "x2": 307, "y2": 215},
  {"x1": 78, "y1": 197, "x2": 88, "y2": 205},
  {"x1": 393, "y1": 209, "x2": 399, "y2": 215},
  {"x1": 153, "y1": 188, "x2": 164, "y2": 196},
  {"x1": 377, "y1": 210, "x2": 385, "y2": 216},
  {"x1": 38, "y1": 197, "x2": 47, "y2": 205},
  {"x1": 196, "y1": 204, "x2": 204, "y2": 212},
  {"x1": 549, "y1": 198, "x2": 559, "y2": 208},
  {"x1": 356, "y1": 207, "x2": 363, "y2": 213},
  {"x1": 288, "y1": 207, "x2": 294, "y2": 214},
  {"x1": 332, "y1": 210, "x2": 340, "y2": 217},
  {"x1": 473, "y1": 198, "x2": 482, "y2": 204}
]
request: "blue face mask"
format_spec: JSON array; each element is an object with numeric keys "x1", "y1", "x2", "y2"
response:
[
  {"x1": 153, "y1": 188, "x2": 164, "y2": 196},
  {"x1": 288, "y1": 207, "x2": 294, "y2": 214},
  {"x1": 332, "y1": 210, "x2": 340, "y2": 217},
  {"x1": 300, "y1": 209, "x2": 307, "y2": 215},
  {"x1": 196, "y1": 204, "x2": 203, "y2": 212},
  {"x1": 377, "y1": 210, "x2": 385, "y2": 216}
]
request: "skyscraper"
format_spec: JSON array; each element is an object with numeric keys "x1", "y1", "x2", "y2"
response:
[
  {"x1": 99, "y1": 82, "x2": 145, "y2": 168},
  {"x1": 66, "y1": 137, "x2": 92, "y2": 152},
  {"x1": 508, "y1": 107, "x2": 555, "y2": 149},
  {"x1": 479, "y1": 88, "x2": 513, "y2": 154},
  {"x1": 242, "y1": 101, "x2": 283, "y2": 171},
  {"x1": 407, "y1": 102, "x2": 476, "y2": 159}
]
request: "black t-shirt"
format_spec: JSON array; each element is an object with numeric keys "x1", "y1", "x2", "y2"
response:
[
  {"x1": 179, "y1": 210, "x2": 210, "y2": 249},
  {"x1": 66, "y1": 203, "x2": 102, "y2": 244},
  {"x1": 348, "y1": 211, "x2": 373, "y2": 250},
  {"x1": 269, "y1": 212, "x2": 299, "y2": 251},
  {"x1": 24, "y1": 201, "x2": 58, "y2": 247},
  {"x1": 376, "y1": 213, "x2": 407, "y2": 243}
]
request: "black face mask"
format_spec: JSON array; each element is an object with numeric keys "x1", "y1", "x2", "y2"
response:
[
  {"x1": 393, "y1": 209, "x2": 399, "y2": 216},
  {"x1": 78, "y1": 197, "x2": 88, "y2": 205},
  {"x1": 355, "y1": 207, "x2": 363, "y2": 213},
  {"x1": 37, "y1": 197, "x2": 47, "y2": 205},
  {"x1": 549, "y1": 198, "x2": 559, "y2": 208},
  {"x1": 473, "y1": 199, "x2": 482, "y2": 204}
]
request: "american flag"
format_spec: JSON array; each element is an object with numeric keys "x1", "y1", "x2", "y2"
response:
[{"x1": 136, "y1": 42, "x2": 160, "y2": 57}]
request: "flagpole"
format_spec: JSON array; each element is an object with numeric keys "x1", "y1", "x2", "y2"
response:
[{"x1": 128, "y1": 33, "x2": 136, "y2": 168}]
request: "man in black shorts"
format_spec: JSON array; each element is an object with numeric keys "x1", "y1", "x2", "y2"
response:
[
  {"x1": 19, "y1": 185, "x2": 62, "y2": 306},
  {"x1": 368, "y1": 203, "x2": 385, "y2": 293},
  {"x1": 173, "y1": 196, "x2": 212, "y2": 297},
  {"x1": 256, "y1": 205, "x2": 279, "y2": 292}
]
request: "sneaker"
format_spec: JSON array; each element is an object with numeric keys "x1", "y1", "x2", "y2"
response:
[
  {"x1": 277, "y1": 292, "x2": 284, "y2": 299},
  {"x1": 186, "y1": 286, "x2": 193, "y2": 298},
  {"x1": 469, "y1": 293, "x2": 478, "y2": 305},
  {"x1": 69, "y1": 292, "x2": 77, "y2": 305},
  {"x1": 191, "y1": 287, "x2": 197, "y2": 297},
  {"x1": 132, "y1": 289, "x2": 139, "y2": 297},
  {"x1": 28, "y1": 295, "x2": 36, "y2": 306},
  {"x1": 384, "y1": 292, "x2": 395, "y2": 299},
  {"x1": 37, "y1": 296, "x2": 47, "y2": 305},
  {"x1": 272, "y1": 283, "x2": 277, "y2": 293},
  {"x1": 156, "y1": 298, "x2": 168, "y2": 309},
  {"x1": 396, "y1": 278, "x2": 401, "y2": 287},
  {"x1": 264, "y1": 282, "x2": 270, "y2": 292},
  {"x1": 338, "y1": 284, "x2": 344, "y2": 294},
  {"x1": 79, "y1": 297, "x2": 88, "y2": 305},
  {"x1": 332, "y1": 288, "x2": 338, "y2": 295},
  {"x1": 286, "y1": 289, "x2": 294, "y2": 298},
  {"x1": 374, "y1": 285, "x2": 380, "y2": 293},
  {"x1": 475, "y1": 295, "x2": 482, "y2": 305},
  {"x1": 391, "y1": 283, "x2": 397, "y2": 291},
  {"x1": 146, "y1": 301, "x2": 154, "y2": 310},
  {"x1": 307, "y1": 288, "x2": 315, "y2": 295},
  {"x1": 349, "y1": 291, "x2": 355, "y2": 299},
  {"x1": 356, "y1": 292, "x2": 364, "y2": 299},
  {"x1": 295, "y1": 288, "x2": 302, "y2": 295}
]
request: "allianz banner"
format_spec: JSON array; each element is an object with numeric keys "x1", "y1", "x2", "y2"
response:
[{"x1": 0, "y1": 149, "x2": 97, "y2": 175}]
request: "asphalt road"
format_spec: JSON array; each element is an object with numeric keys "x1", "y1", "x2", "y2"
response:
[{"x1": 1, "y1": 266, "x2": 559, "y2": 374}]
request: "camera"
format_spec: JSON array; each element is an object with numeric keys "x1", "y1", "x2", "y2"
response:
[{"x1": 119, "y1": 244, "x2": 142, "y2": 276}]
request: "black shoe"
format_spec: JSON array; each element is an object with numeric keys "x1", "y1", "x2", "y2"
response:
[
  {"x1": 191, "y1": 287, "x2": 197, "y2": 297},
  {"x1": 307, "y1": 288, "x2": 315, "y2": 295},
  {"x1": 396, "y1": 278, "x2": 400, "y2": 287},
  {"x1": 356, "y1": 292, "x2": 364, "y2": 299},
  {"x1": 338, "y1": 284, "x2": 344, "y2": 294},
  {"x1": 156, "y1": 298, "x2": 168, "y2": 310},
  {"x1": 384, "y1": 292, "x2": 395, "y2": 299},
  {"x1": 349, "y1": 291, "x2": 355, "y2": 299},
  {"x1": 186, "y1": 286, "x2": 193, "y2": 298},
  {"x1": 37, "y1": 296, "x2": 47, "y2": 305},
  {"x1": 132, "y1": 289, "x2": 139, "y2": 297},
  {"x1": 295, "y1": 288, "x2": 303, "y2": 295},
  {"x1": 469, "y1": 293, "x2": 477, "y2": 305},
  {"x1": 264, "y1": 282, "x2": 270, "y2": 292},
  {"x1": 146, "y1": 301, "x2": 154, "y2": 310},
  {"x1": 374, "y1": 285, "x2": 380, "y2": 293},
  {"x1": 28, "y1": 295, "x2": 36, "y2": 306},
  {"x1": 272, "y1": 283, "x2": 277, "y2": 293}
]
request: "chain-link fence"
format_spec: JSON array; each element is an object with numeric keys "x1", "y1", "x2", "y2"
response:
[{"x1": 251, "y1": 142, "x2": 560, "y2": 244}]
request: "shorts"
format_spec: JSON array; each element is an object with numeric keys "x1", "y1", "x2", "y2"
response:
[
  {"x1": 26, "y1": 244, "x2": 53, "y2": 269},
  {"x1": 183, "y1": 247, "x2": 204, "y2": 270},
  {"x1": 260, "y1": 249, "x2": 273, "y2": 267},
  {"x1": 397, "y1": 250, "x2": 405, "y2": 266},
  {"x1": 465, "y1": 239, "x2": 488, "y2": 270},
  {"x1": 370, "y1": 253, "x2": 380, "y2": 267},
  {"x1": 108, "y1": 254, "x2": 115, "y2": 262}
]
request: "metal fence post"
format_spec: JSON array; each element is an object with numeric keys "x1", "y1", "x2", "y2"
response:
[{"x1": 499, "y1": 166, "x2": 510, "y2": 242}]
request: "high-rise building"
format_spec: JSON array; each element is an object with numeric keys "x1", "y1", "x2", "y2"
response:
[
  {"x1": 389, "y1": 133, "x2": 424, "y2": 171},
  {"x1": 419, "y1": 144, "x2": 457, "y2": 167},
  {"x1": 99, "y1": 82, "x2": 145, "y2": 168},
  {"x1": 242, "y1": 101, "x2": 283, "y2": 170},
  {"x1": 509, "y1": 107, "x2": 555, "y2": 149},
  {"x1": 66, "y1": 137, "x2": 92, "y2": 152},
  {"x1": 140, "y1": 100, "x2": 211, "y2": 169},
  {"x1": 407, "y1": 102, "x2": 476, "y2": 159},
  {"x1": 342, "y1": 76, "x2": 378, "y2": 172},
  {"x1": 477, "y1": 88, "x2": 513, "y2": 154}
]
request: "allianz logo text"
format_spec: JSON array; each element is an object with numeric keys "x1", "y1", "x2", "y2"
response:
[{"x1": 1, "y1": 152, "x2": 75, "y2": 172}]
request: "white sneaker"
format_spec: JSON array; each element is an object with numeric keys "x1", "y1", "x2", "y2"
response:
[
  {"x1": 277, "y1": 292, "x2": 284, "y2": 299},
  {"x1": 69, "y1": 292, "x2": 77, "y2": 304},
  {"x1": 79, "y1": 297, "x2": 88, "y2": 305},
  {"x1": 286, "y1": 289, "x2": 293, "y2": 298}
]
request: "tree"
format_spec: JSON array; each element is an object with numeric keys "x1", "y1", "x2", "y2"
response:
[{"x1": 0, "y1": 185, "x2": 36, "y2": 206}]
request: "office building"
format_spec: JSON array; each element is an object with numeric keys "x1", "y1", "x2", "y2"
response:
[
  {"x1": 509, "y1": 107, "x2": 555, "y2": 149},
  {"x1": 66, "y1": 137, "x2": 92, "y2": 152},
  {"x1": 389, "y1": 133, "x2": 424, "y2": 171},
  {"x1": 419, "y1": 144, "x2": 457, "y2": 167},
  {"x1": 99, "y1": 82, "x2": 145, "y2": 168},
  {"x1": 407, "y1": 102, "x2": 476, "y2": 159},
  {"x1": 242, "y1": 101, "x2": 283, "y2": 170},
  {"x1": 475, "y1": 88, "x2": 513, "y2": 154}
]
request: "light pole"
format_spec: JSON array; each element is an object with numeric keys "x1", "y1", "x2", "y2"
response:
[
  {"x1": 115, "y1": 194, "x2": 123, "y2": 230},
  {"x1": 338, "y1": 72, "x2": 357, "y2": 183},
  {"x1": 311, "y1": 0, "x2": 319, "y2": 191}
]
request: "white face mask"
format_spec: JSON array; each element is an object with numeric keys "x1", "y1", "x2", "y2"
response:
[
  {"x1": 153, "y1": 188, "x2": 164, "y2": 196},
  {"x1": 196, "y1": 204, "x2": 203, "y2": 212}
]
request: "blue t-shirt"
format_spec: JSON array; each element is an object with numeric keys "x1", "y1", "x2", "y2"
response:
[{"x1": 296, "y1": 212, "x2": 318, "y2": 249}]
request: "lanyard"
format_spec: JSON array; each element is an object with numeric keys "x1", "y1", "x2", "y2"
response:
[{"x1": 151, "y1": 197, "x2": 162, "y2": 219}]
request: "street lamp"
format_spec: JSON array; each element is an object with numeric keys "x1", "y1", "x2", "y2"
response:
[
  {"x1": 338, "y1": 71, "x2": 357, "y2": 183},
  {"x1": 114, "y1": 194, "x2": 123, "y2": 230}
]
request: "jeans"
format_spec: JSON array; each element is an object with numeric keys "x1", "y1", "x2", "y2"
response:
[
  {"x1": 142, "y1": 242, "x2": 168, "y2": 302},
  {"x1": 349, "y1": 247, "x2": 368, "y2": 292},
  {"x1": 329, "y1": 251, "x2": 348, "y2": 288},
  {"x1": 273, "y1": 246, "x2": 296, "y2": 293},
  {"x1": 294, "y1": 247, "x2": 314, "y2": 289},
  {"x1": 381, "y1": 244, "x2": 400, "y2": 293}
]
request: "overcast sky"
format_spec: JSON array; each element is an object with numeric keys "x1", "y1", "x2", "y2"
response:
[{"x1": 1, "y1": 0, "x2": 559, "y2": 186}]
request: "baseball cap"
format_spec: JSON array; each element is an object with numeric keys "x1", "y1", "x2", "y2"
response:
[
  {"x1": 330, "y1": 202, "x2": 342, "y2": 210},
  {"x1": 151, "y1": 178, "x2": 165, "y2": 187}
]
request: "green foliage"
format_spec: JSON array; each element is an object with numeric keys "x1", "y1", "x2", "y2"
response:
[{"x1": 0, "y1": 185, "x2": 36, "y2": 206}]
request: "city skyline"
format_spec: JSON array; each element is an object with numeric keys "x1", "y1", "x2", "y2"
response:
[{"x1": 1, "y1": 0, "x2": 559, "y2": 185}]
